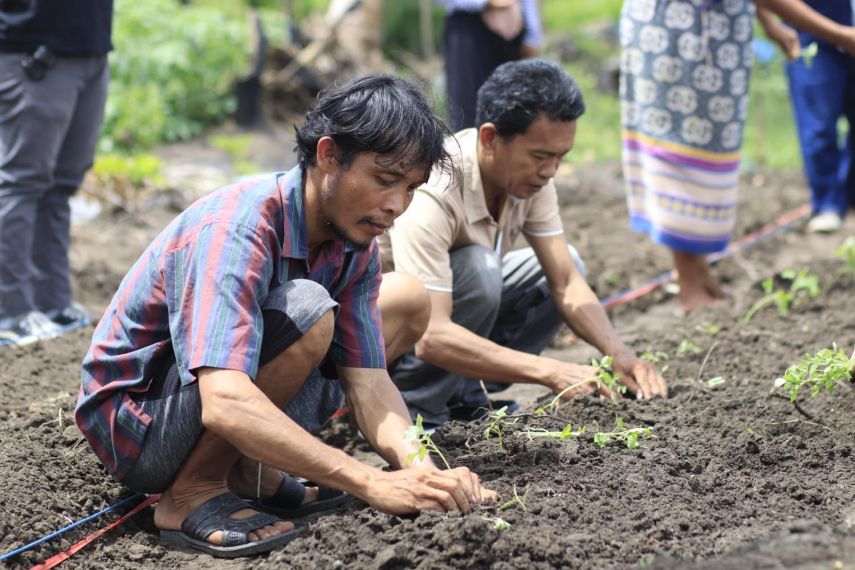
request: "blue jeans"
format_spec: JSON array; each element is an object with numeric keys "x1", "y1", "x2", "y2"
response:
[
  {"x1": 390, "y1": 244, "x2": 586, "y2": 426},
  {"x1": 786, "y1": 42, "x2": 855, "y2": 216}
]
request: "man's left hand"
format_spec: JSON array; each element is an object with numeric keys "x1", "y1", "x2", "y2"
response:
[{"x1": 612, "y1": 351, "x2": 668, "y2": 400}]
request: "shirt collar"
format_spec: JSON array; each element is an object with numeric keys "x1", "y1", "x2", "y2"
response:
[
  {"x1": 278, "y1": 165, "x2": 354, "y2": 265},
  {"x1": 456, "y1": 128, "x2": 494, "y2": 225}
]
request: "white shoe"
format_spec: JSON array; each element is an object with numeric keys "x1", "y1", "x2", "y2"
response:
[
  {"x1": 807, "y1": 211, "x2": 842, "y2": 234},
  {"x1": 0, "y1": 311, "x2": 62, "y2": 346}
]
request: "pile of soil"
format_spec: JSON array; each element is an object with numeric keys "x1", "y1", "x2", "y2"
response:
[{"x1": 1, "y1": 162, "x2": 853, "y2": 569}]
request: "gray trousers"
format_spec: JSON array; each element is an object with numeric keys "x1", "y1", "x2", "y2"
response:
[
  {"x1": 390, "y1": 244, "x2": 586, "y2": 426},
  {"x1": 121, "y1": 280, "x2": 345, "y2": 494},
  {"x1": 0, "y1": 54, "x2": 109, "y2": 320}
]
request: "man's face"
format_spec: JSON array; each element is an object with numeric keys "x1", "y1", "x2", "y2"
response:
[
  {"x1": 481, "y1": 115, "x2": 576, "y2": 200},
  {"x1": 319, "y1": 151, "x2": 427, "y2": 249}
]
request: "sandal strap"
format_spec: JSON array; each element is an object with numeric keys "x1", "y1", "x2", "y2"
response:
[
  {"x1": 269, "y1": 474, "x2": 307, "y2": 508},
  {"x1": 180, "y1": 493, "x2": 281, "y2": 547}
]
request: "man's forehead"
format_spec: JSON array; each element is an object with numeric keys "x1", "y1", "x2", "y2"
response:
[{"x1": 370, "y1": 153, "x2": 430, "y2": 179}]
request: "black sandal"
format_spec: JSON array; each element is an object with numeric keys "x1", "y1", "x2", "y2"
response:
[
  {"x1": 160, "y1": 492, "x2": 298, "y2": 558},
  {"x1": 252, "y1": 474, "x2": 347, "y2": 518}
]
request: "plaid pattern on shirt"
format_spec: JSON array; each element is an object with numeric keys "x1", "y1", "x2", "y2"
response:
[{"x1": 75, "y1": 166, "x2": 385, "y2": 480}]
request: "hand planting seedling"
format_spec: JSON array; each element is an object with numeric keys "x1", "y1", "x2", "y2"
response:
[
  {"x1": 483, "y1": 405, "x2": 519, "y2": 449},
  {"x1": 405, "y1": 414, "x2": 451, "y2": 470},
  {"x1": 641, "y1": 350, "x2": 669, "y2": 373},
  {"x1": 593, "y1": 416, "x2": 653, "y2": 449},
  {"x1": 773, "y1": 343, "x2": 854, "y2": 402},
  {"x1": 677, "y1": 339, "x2": 701, "y2": 355},
  {"x1": 534, "y1": 355, "x2": 623, "y2": 414},
  {"x1": 740, "y1": 268, "x2": 820, "y2": 324},
  {"x1": 837, "y1": 236, "x2": 855, "y2": 274}
]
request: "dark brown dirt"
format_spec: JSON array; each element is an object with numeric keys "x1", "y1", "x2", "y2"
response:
[{"x1": 1, "y1": 160, "x2": 853, "y2": 569}]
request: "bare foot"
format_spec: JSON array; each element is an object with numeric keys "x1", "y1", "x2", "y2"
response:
[
  {"x1": 154, "y1": 485, "x2": 294, "y2": 545},
  {"x1": 228, "y1": 457, "x2": 319, "y2": 504},
  {"x1": 672, "y1": 250, "x2": 722, "y2": 315}
]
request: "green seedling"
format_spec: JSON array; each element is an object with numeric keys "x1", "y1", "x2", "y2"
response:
[
  {"x1": 593, "y1": 417, "x2": 653, "y2": 449},
  {"x1": 524, "y1": 423, "x2": 585, "y2": 440},
  {"x1": 698, "y1": 321, "x2": 720, "y2": 335},
  {"x1": 740, "y1": 268, "x2": 820, "y2": 324},
  {"x1": 534, "y1": 355, "x2": 625, "y2": 416},
  {"x1": 801, "y1": 41, "x2": 818, "y2": 68},
  {"x1": 482, "y1": 515, "x2": 511, "y2": 530},
  {"x1": 498, "y1": 483, "x2": 530, "y2": 512},
  {"x1": 592, "y1": 355, "x2": 625, "y2": 400},
  {"x1": 404, "y1": 414, "x2": 451, "y2": 470},
  {"x1": 677, "y1": 339, "x2": 701, "y2": 355},
  {"x1": 837, "y1": 236, "x2": 855, "y2": 274},
  {"x1": 483, "y1": 405, "x2": 518, "y2": 449},
  {"x1": 773, "y1": 343, "x2": 854, "y2": 402},
  {"x1": 602, "y1": 270, "x2": 621, "y2": 287},
  {"x1": 705, "y1": 376, "x2": 726, "y2": 388},
  {"x1": 641, "y1": 350, "x2": 670, "y2": 373}
]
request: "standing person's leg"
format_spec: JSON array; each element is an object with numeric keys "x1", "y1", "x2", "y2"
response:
[
  {"x1": 33, "y1": 56, "x2": 109, "y2": 321},
  {"x1": 444, "y1": 12, "x2": 495, "y2": 131},
  {"x1": 389, "y1": 245, "x2": 503, "y2": 426},
  {"x1": 842, "y1": 59, "x2": 855, "y2": 212},
  {"x1": 672, "y1": 250, "x2": 727, "y2": 315},
  {"x1": 787, "y1": 46, "x2": 847, "y2": 225},
  {"x1": 0, "y1": 53, "x2": 81, "y2": 335}
]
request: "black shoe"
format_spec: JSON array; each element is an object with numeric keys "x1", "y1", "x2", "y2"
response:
[
  {"x1": 0, "y1": 311, "x2": 62, "y2": 346},
  {"x1": 46, "y1": 302, "x2": 90, "y2": 328}
]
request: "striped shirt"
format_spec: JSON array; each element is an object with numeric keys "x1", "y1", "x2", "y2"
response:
[
  {"x1": 436, "y1": 0, "x2": 543, "y2": 47},
  {"x1": 75, "y1": 166, "x2": 385, "y2": 480}
]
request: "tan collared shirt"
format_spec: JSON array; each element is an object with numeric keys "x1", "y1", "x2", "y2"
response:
[{"x1": 378, "y1": 128, "x2": 564, "y2": 292}]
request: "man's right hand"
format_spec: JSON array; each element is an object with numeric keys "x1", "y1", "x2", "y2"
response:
[
  {"x1": 541, "y1": 358, "x2": 613, "y2": 399},
  {"x1": 361, "y1": 465, "x2": 498, "y2": 515}
]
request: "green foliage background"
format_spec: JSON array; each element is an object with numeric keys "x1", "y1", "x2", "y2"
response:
[{"x1": 103, "y1": 0, "x2": 803, "y2": 170}]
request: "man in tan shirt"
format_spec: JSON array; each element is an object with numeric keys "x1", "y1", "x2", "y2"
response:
[{"x1": 378, "y1": 59, "x2": 668, "y2": 427}]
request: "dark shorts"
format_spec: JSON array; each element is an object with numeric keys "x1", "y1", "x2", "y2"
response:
[{"x1": 121, "y1": 279, "x2": 342, "y2": 494}]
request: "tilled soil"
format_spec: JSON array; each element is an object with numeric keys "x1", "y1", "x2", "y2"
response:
[{"x1": 1, "y1": 162, "x2": 854, "y2": 569}]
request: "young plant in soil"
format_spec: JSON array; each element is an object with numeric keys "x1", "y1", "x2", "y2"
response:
[
  {"x1": 773, "y1": 343, "x2": 854, "y2": 402},
  {"x1": 482, "y1": 515, "x2": 511, "y2": 530},
  {"x1": 405, "y1": 414, "x2": 451, "y2": 470},
  {"x1": 498, "y1": 483, "x2": 530, "y2": 512},
  {"x1": 483, "y1": 405, "x2": 518, "y2": 449},
  {"x1": 523, "y1": 422, "x2": 585, "y2": 440},
  {"x1": 593, "y1": 417, "x2": 653, "y2": 449},
  {"x1": 534, "y1": 355, "x2": 624, "y2": 415},
  {"x1": 677, "y1": 339, "x2": 701, "y2": 355},
  {"x1": 740, "y1": 268, "x2": 820, "y2": 324},
  {"x1": 837, "y1": 236, "x2": 855, "y2": 274},
  {"x1": 641, "y1": 350, "x2": 669, "y2": 373}
]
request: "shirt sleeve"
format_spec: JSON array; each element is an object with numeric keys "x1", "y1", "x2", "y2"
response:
[
  {"x1": 330, "y1": 245, "x2": 386, "y2": 369},
  {"x1": 389, "y1": 189, "x2": 457, "y2": 292},
  {"x1": 436, "y1": 0, "x2": 488, "y2": 12},
  {"x1": 164, "y1": 221, "x2": 274, "y2": 385},
  {"x1": 522, "y1": 0, "x2": 543, "y2": 47},
  {"x1": 522, "y1": 181, "x2": 564, "y2": 237}
]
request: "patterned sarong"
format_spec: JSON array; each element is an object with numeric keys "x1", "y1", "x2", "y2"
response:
[{"x1": 620, "y1": 0, "x2": 755, "y2": 254}]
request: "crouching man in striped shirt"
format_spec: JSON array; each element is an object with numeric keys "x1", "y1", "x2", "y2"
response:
[{"x1": 75, "y1": 75, "x2": 496, "y2": 558}]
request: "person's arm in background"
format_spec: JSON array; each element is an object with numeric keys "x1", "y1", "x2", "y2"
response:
[
  {"x1": 520, "y1": 0, "x2": 542, "y2": 57},
  {"x1": 757, "y1": 6, "x2": 801, "y2": 60},
  {"x1": 757, "y1": 0, "x2": 855, "y2": 54}
]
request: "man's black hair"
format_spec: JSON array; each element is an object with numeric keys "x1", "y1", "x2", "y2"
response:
[
  {"x1": 475, "y1": 59, "x2": 585, "y2": 138},
  {"x1": 295, "y1": 74, "x2": 454, "y2": 177}
]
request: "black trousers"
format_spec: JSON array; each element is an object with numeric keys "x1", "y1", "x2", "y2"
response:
[{"x1": 443, "y1": 10, "x2": 523, "y2": 131}]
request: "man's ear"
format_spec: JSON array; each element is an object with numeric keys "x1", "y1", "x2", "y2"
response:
[
  {"x1": 478, "y1": 123, "x2": 499, "y2": 157},
  {"x1": 316, "y1": 136, "x2": 339, "y2": 174}
]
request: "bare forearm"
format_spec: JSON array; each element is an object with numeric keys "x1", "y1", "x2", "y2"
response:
[
  {"x1": 757, "y1": 0, "x2": 847, "y2": 43},
  {"x1": 345, "y1": 373, "x2": 424, "y2": 470},
  {"x1": 555, "y1": 278, "x2": 632, "y2": 359},
  {"x1": 204, "y1": 383, "x2": 376, "y2": 500},
  {"x1": 417, "y1": 322, "x2": 547, "y2": 385}
]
